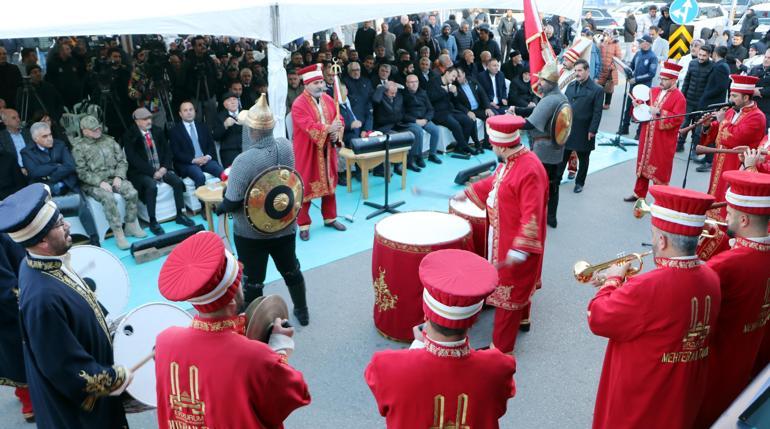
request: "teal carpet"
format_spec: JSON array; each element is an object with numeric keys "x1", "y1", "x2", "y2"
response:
[{"x1": 94, "y1": 131, "x2": 638, "y2": 311}]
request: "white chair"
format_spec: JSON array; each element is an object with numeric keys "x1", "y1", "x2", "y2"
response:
[
  {"x1": 137, "y1": 182, "x2": 177, "y2": 223},
  {"x1": 86, "y1": 194, "x2": 126, "y2": 244},
  {"x1": 183, "y1": 173, "x2": 221, "y2": 212}
]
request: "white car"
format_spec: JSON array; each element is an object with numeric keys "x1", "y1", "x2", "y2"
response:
[
  {"x1": 610, "y1": 2, "x2": 728, "y2": 39},
  {"x1": 732, "y1": 3, "x2": 770, "y2": 43}
]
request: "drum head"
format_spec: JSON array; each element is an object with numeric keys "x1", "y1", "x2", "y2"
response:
[
  {"x1": 632, "y1": 84, "x2": 651, "y2": 102},
  {"x1": 376, "y1": 211, "x2": 471, "y2": 245},
  {"x1": 69, "y1": 245, "x2": 129, "y2": 320},
  {"x1": 113, "y1": 303, "x2": 192, "y2": 407},
  {"x1": 633, "y1": 105, "x2": 652, "y2": 122},
  {"x1": 449, "y1": 198, "x2": 486, "y2": 219}
]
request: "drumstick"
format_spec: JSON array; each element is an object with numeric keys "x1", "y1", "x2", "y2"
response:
[
  {"x1": 129, "y1": 348, "x2": 156, "y2": 373},
  {"x1": 411, "y1": 186, "x2": 455, "y2": 200}
]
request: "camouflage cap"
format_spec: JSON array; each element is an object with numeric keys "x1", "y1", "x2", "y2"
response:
[{"x1": 80, "y1": 115, "x2": 102, "y2": 130}]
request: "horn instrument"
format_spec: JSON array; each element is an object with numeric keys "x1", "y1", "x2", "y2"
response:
[{"x1": 573, "y1": 250, "x2": 653, "y2": 283}]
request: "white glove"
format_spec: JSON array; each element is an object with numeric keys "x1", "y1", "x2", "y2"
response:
[
  {"x1": 268, "y1": 333, "x2": 295, "y2": 356},
  {"x1": 505, "y1": 249, "x2": 529, "y2": 265}
]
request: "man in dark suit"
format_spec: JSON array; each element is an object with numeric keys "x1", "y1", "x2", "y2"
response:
[
  {"x1": 122, "y1": 107, "x2": 194, "y2": 235},
  {"x1": 212, "y1": 92, "x2": 244, "y2": 168},
  {"x1": 0, "y1": 109, "x2": 30, "y2": 199},
  {"x1": 22, "y1": 121, "x2": 100, "y2": 245},
  {"x1": 428, "y1": 67, "x2": 480, "y2": 155},
  {"x1": 477, "y1": 58, "x2": 508, "y2": 114},
  {"x1": 403, "y1": 74, "x2": 443, "y2": 166},
  {"x1": 170, "y1": 100, "x2": 224, "y2": 187},
  {"x1": 342, "y1": 62, "x2": 374, "y2": 136},
  {"x1": 453, "y1": 68, "x2": 494, "y2": 150},
  {"x1": 556, "y1": 60, "x2": 603, "y2": 194},
  {"x1": 371, "y1": 63, "x2": 394, "y2": 89},
  {"x1": 507, "y1": 70, "x2": 538, "y2": 108},
  {"x1": 697, "y1": 45, "x2": 732, "y2": 171},
  {"x1": 372, "y1": 81, "x2": 415, "y2": 173}
]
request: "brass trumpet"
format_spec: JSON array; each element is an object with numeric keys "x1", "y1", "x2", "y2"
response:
[
  {"x1": 632, "y1": 199, "x2": 728, "y2": 234},
  {"x1": 573, "y1": 250, "x2": 653, "y2": 283},
  {"x1": 572, "y1": 250, "x2": 652, "y2": 283}
]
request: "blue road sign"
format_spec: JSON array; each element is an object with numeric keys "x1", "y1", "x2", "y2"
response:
[{"x1": 670, "y1": 0, "x2": 700, "y2": 25}]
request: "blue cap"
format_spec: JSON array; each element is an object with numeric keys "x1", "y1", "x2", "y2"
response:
[
  {"x1": 0, "y1": 184, "x2": 60, "y2": 247},
  {"x1": 638, "y1": 35, "x2": 653, "y2": 44}
]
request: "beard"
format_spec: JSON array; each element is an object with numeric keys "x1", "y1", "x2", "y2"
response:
[{"x1": 726, "y1": 227, "x2": 736, "y2": 238}]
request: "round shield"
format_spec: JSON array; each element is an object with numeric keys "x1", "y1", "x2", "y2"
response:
[
  {"x1": 551, "y1": 102, "x2": 573, "y2": 146},
  {"x1": 633, "y1": 104, "x2": 652, "y2": 122},
  {"x1": 244, "y1": 166, "x2": 304, "y2": 234},
  {"x1": 632, "y1": 84, "x2": 651, "y2": 102},
  {"x1": 244, "y1": 295, "x2": 290, "y2": 343}
]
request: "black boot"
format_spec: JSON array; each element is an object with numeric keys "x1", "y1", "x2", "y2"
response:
[
  {"x1": 243, "y1": 282, "x2": 264, "y2": 306},
  {"x1": 284, "y1": 268, "x2": 309, "y2": 326}
]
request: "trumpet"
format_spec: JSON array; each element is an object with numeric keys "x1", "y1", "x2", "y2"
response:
[
  {"x1": 573, "y1": 250, "x2": 653, "y2": 283},
  {"x1": 632, "y1": 199, "x2": 728, "y2": 232}
]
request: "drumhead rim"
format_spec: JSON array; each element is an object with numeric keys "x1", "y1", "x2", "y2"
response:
[{"x1": 374, "y1": 210, "x2": 472, "y2": 245}]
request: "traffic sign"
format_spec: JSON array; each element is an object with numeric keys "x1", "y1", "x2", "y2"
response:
[
  {"x1": 669, "y1": 25, "x2": 694, "y2": 59},
  {"x1": 670, "y1": 0, "x2": 700, "y2": 25}
]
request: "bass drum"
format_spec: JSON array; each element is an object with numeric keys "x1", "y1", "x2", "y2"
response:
[
  {"x1": 112, "y1": 303, "x2": 193, "y2": 409},
  {"x1": 69, "y1": 245, "x2": 129, "y2": 322}
]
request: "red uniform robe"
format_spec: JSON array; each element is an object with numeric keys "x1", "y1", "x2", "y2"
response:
[
  {"x1": 588, "y1": 257, "x2": 721, "y2": 429},
  {"x1": 465, "y1": 147, "x2": 548, "y2": 310},
  {"x1": 365, "y1": 336, "x2": 516, "y2": 428},
  {"x1": 636, "y1": 87, "x2": 686, "y2": 185},
  {"x1": 706, "y1": 102, "x2": 767, "y2": 221},
  {"x1": 291, "y1": 91, "x2": 341, "y2": 202},
  {"x1": 155, "y1": 315, "x2": 310, "y2": 429},
  {"x1": 694, "y1": 237, "x2": 770, "y2": 428}
]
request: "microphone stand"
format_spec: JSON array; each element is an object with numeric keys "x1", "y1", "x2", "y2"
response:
[
  {"x1": 364, "y1": 134, "x2": 405, "y2": 219},
  {"x1": 599, "y1": 61, "x2": 637, "y2": 152}
]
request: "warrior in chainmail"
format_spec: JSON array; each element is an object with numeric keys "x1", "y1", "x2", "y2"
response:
[{"x1": 216, "y1": 94, "x2": 309, "y2": 326}]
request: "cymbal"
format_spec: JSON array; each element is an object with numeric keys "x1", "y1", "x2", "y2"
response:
[{"x1": 244, "y1": 295, "x2": 289, "y2": 343}]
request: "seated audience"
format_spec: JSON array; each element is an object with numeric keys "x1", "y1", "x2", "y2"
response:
[
  {"x1": 212, "y1": 92, "x2": 244, "y2": 167},
  {"x1": 170, "y1": 101, "x2": 224, "y2": 187},
  {"x1": 403, "y1": 73, "x2": 442, "y2": 166}
]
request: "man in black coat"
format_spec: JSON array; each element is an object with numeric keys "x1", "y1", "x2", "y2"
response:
[
  {"x1": 212, "y1": 92, "x2": 244, "y2": 168},
  {"x1": 749, "y1": 49, "x2": 770, "y2": 129},
  {"x1": 472, "y1": 24, "x2": 502, "y2": 62},
  {"x1": 428, "y1": 67, "x2": 481, "y2": 155},
  {"x1": 742, "y1": 8, "x2": 760, "y2": 48},
  {"x1": 0, "y1": 109, "x2": 30, "y2": 199},
  {"x1": 0, "y1": 47, "x2": 21, "y2": 110},
  {"x1": 556, "y1": 60, "x2": 603, "y2": 193},
  {"x1": 501, "y1": 50, "x2": 525, "y2": 82},
  {"x1": 342, "y1": 63, "x2": 374, "y2": 135},
  {"x1": 507, "y1": 70, "x2": 538, "y2": 108},
  {"x1": 122, "y1": 108, "x2": 194, "y2": 235},
  {"x1": 169, "y1": 100, "x2": 224, "y2": 187},
  {"x1": 372, "y1": 81, "x2": 413, "y2": 173},
  {"x1": 15, "y1": 65, "x2": 65, "y2": 123},
  {"x1": 416, "y1": 57, "x2": 438, "y2": 90},
  {"x1": 355, "y1": 21, "x2": 377, "y2": 60},
  {"x1": 415, "y1": 26, "x2": 440, "y2": 62},
  {"x1": 677, "y1": 46, "x2": 713, "y2": 153},
  {"x1": 45, "y1": 43, "x2": 85, "y2": 109},
  {"x1": 403, "y1": 74, "x2": 443, "y2": 167},
  {"x1": 697, "y1": 46, "x2": 732, "y2": 170}
]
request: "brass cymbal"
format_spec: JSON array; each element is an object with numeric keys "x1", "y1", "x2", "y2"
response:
[{"x1": 244, "y1": 294, "x2": 289, "y2": 343}]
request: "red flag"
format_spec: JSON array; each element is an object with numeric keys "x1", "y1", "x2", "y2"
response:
[{"x1": 524, "y1": 0, "x2": 555, "y2": 90}]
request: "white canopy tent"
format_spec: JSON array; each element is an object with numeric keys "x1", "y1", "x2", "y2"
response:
[{"x1": 1, "y1": 0, "x2": 585, "y2": 136}]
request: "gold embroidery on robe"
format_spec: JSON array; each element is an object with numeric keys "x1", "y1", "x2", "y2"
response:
[
  {"x1": 169, "y1": 362, "x2": 207, "y2": 424},
  {"x1": 662, "y1": 295, "x2": 712, "y2": 363},
  {"x1": 373, "y1": 267, "x2": 398, "y2": 312},
  {"x1": 431, "y1": 394, "x2": 470, "y2": 429}
]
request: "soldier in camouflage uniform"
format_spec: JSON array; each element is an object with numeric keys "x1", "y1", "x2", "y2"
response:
[{"x1": 71, "y1": 115, "x2": 146, "y2": 249}]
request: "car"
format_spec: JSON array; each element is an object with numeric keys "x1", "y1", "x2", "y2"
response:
[
  {"x1": 582, "y1": 8, "x2": 624, "y2": 32},
  {"x1": 691, "y1": 4, "x2": 731, "y2": 38},
  {"x1": 721, "y1": 0, "x2": 770, "y2": 23},
  {"x1": 609, "y1": 2, "x2": 667, "y2": 24},
  {"x1": 732, "y1": 2, "x2": 770, "y2": 43}
]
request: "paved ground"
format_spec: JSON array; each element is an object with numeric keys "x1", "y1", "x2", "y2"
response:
[{"x1": 0, "y1": 83, "x2": 716, "y2": 428}]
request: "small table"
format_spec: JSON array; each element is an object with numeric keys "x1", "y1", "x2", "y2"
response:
[
  {"x1": 339, "y1": 147, "x2": 409, "y2": 199},
  {"x1": 194, "y1": 182, "x2": 231, "y2": 241}
]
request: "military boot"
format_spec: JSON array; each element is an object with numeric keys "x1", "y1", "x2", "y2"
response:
[
  {"x1": 113, "y1": 227, "x2": 130, "y2": 250},
  {"x1": 124, "y1": 220, "x2": 147, "y2": 238}
]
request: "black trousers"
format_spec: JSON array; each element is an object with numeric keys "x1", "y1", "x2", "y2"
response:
[
  {"x1": 234, "y1": 233, "x2": 303, "y2": 287},
  {"x1": 543, "y1": 162, "x2": 561, "y2": 221},
  {"x1": 677, "y1": 104, "x2": 703, "y2": 151},
  {"x1": 556, "y1": 149, "x2": 591, "y2": 186},
  {"x1": 130, "y1": 171, "x2": 185, "y2": 222},
  {"x1": 433, "y1": 111, "x2": 479, "y2": 150}
]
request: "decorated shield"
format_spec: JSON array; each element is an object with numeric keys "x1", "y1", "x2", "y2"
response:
[
  {"x1": 551, "y1": 102, "x2": 573, "y2": 146},
  {"x1": 244, "y1": 295, "x2": 290, "y2": 343},
  {"x1": 244, "y1": 166, "x2": 304, "y2": 234}
]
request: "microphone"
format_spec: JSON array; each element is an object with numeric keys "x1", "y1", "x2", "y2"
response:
[{"x1": 706, "y1": 101, "x2": 734, "y2": 110}]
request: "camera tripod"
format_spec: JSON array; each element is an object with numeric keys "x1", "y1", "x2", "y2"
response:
[{"x1": 18, "y1": 78, "x2": 49, "y2": 126}]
